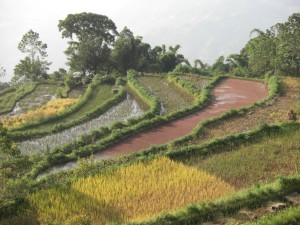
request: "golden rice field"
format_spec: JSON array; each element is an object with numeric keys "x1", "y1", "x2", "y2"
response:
[
  {"x1": 1, "y1": 98, "x2": 78, "y2": 128},
  {"x1": 25, "y1": 157, "x2": 234, "y2": 225}
]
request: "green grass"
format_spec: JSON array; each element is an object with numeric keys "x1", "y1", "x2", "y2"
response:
[
  {"x1": 138, "y1": 75, "x2": 194, "y2": 115},
  {"x1": 245, "y1": 205, "x2": 300, "y2": 225},
  {"x1": 176, "y1": 75, "x2": 211, "y2": 90},
  {"x1": 183, "y1": 126, "x2": 300, "y2": 189}
]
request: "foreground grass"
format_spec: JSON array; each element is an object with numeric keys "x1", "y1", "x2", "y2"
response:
[
  {"x1": 4, "y1": 157, "x2": 234, "y2": 225},
  {"x1": 184, "y1": 125, "x2": 300, "y2": 189},
  {"x1": 138, "y1": 75, "x2": 194, "y2": 115}
]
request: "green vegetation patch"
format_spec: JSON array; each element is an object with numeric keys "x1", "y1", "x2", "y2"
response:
[
  {"x1": 176, "y1": 74, "x2": 211, "y2": 90},
  {"x1": 184, "y1": 124, "x2": 300, "y2": 189}
]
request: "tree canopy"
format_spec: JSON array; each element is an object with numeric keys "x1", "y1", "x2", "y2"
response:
[
  {"x1": 12, "y1": 30, "x2": 51, "y2": 85},
  {"x1": 225, "y1": 13, "x2": 300, "y2": 77},
  {"x1": 58, "y1": 12, "x2": 118, "y2": 76}
]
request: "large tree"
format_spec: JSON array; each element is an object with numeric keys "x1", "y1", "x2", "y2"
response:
[
  {"x1": 110, "y1": 27, "x2": 137, "y2": 75},
  {"x1": 158, "y1": 45, "x2": 185, "y2": 72},
  {"x1": 58, "y1": 12, "x2": 118, "y2": 76},
  {"x1": 12, "y1": 30, "x2": 51, "y2": 85},
  {"x1": 228, "y1": 13, "x2": 300, "y2": 77}
]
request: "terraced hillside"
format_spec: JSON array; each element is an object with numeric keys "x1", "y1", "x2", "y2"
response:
[{"x1": 1, "y1": 74, "x2": 299, "y2": 225}]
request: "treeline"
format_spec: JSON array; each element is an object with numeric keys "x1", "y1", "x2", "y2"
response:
[
  {"x1": 6, "y1": 12, "x2": 300, "y2": 87},
  {"x1": 209, "y1": 13, "x2": 300, "y2": 77}
]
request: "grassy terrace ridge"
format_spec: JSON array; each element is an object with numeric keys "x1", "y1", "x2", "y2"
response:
[
  {"x1": 176, "y1": 74, "x2": 211, "y2": 90},
  {"x1": 137, "y1": 74, "x2": 195, "y2": 115},
  {"x1": 29, "y1": 74, "x2": 273, "y2": 178},
  {"x1": 0, "y1": 82, "x2": 38, "y2": 114}
]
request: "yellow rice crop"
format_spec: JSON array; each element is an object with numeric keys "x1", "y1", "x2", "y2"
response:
[
  {"x1": 1, "y1": 98, "x2": 78, "y2": 128},
  {"x1": 27, "y1": 157, "x2": 234, "y2": 225}
]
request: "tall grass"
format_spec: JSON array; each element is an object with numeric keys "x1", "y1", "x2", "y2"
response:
[{"x1": 24, "y1": 157, "x2": 234, "y2": 225}]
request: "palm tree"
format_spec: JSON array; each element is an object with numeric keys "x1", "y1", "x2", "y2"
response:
[{"x1": 194, "y1": 59, "x2": 205, "y2": 69}]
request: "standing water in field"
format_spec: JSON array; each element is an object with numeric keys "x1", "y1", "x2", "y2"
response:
[{"x1": 19, "y1": 94, "x2": 144, "y2": 155}]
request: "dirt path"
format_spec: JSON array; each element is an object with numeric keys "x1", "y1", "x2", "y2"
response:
[{"x1": 94, "y1": 78, "x2": 268, "y2": 159}]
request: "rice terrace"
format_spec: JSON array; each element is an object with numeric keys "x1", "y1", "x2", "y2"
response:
[{"x1": 0, "y1": 9, "x2": 300, "y2": 225}]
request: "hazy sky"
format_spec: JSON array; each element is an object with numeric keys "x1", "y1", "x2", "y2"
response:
[{"x1": 0, "y1": 0, "x2": 299, "y2": 81}]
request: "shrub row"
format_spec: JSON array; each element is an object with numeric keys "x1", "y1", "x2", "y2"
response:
[
  {"x1": 127, "y1": 74, "x2": 161, "y2": 119},
  {"x1": 167, "y1": 74, "x2": 202, "y2": 98}
]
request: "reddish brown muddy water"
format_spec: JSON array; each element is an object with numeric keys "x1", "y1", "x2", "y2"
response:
[{"x1": 39, "y1": 78, "x2": 268, "y2": 176}]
